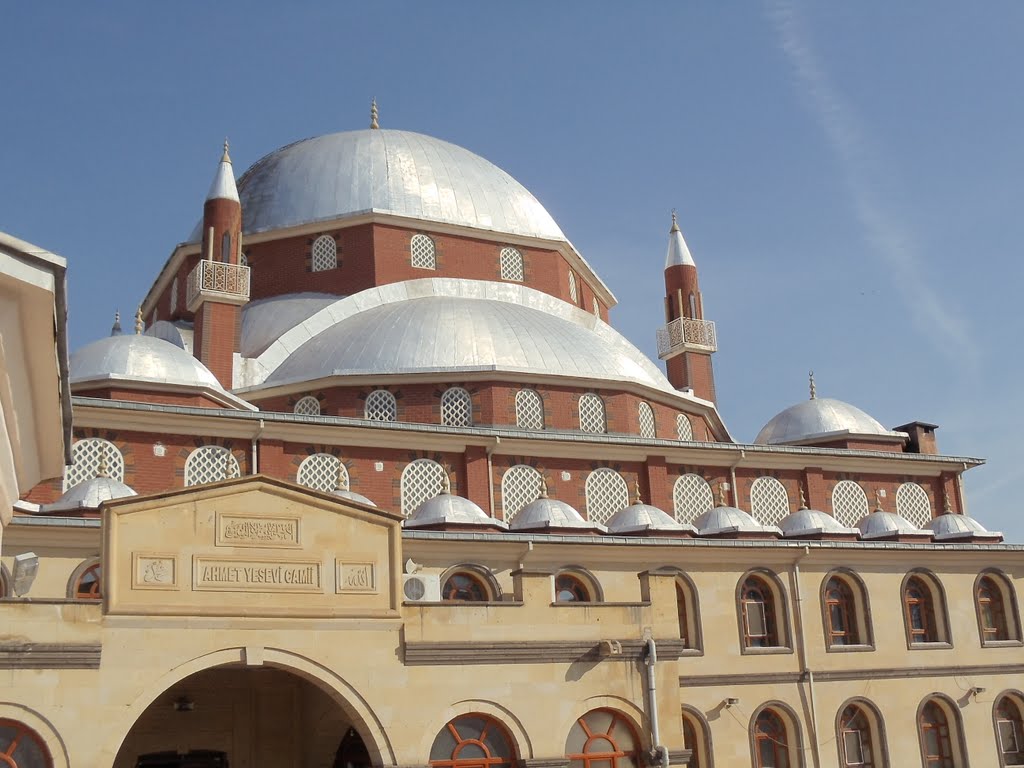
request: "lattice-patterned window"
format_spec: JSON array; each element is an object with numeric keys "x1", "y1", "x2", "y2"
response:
[
  {"x1": 501, "y1": 464, "x2": 542, "y2": 522},
  {"x1": 750, "y1": 476, "x2": 790, "y2": 526},
  {"x1": 184, "y1": 445, "x2": 240, "y2": 487},
  {"x1": 832, "y1": 480, "x2": 868, "y2": 527},
  {"x1": 499, "y1": 247, "x2": 524, "y2": 282},
  {"x1": 578, "y1": 393, "x2": 607, "y2": 434},
  {"x1": 401, "y1": 459, "x2": 447, "y2": 517},
  {"x1": 676, "y1": 413, "x2": 693, "y2": 441},
  {"x1": 585, "y1": 468, "x2": 629, "y2": 525},
  {"x1": 169, "y1": 277, "x2": 178, "y2": 313},
  {"x1": 515, "y1": 389, "x2": 544, "y2": 430},
  {"x1": 364, "y1": 389, "x2": 397, "y2": 421},
  {"x1": 297, "y1": 453, "x2": 345, "y2": 493},
  {"x1": 311, "y1": 235, "x2": 337, "y2": 272},
  {"x1": 896, "y1": 482, "x2": 932, "y2": 527},
  {"x1": 638, "y1": 402, "x2": 656, "y2": 438},
  {"x1": 293, "y1": 395, "x2": 320, "y2": 416},
  {"x1": 566, "y1": 709, "x2": 641, "y2": 768},
  {"x1": 440, "y1": 387, "x2": 473, "y2": 427},
  {"x1": 430, "y1": 714, "x2": 516, "y2": 768},
  {"x1": 411, "y1": 234, "x2": 436, "y2": 269},
  {"x1": 673, "y1": 474, "x2": 714, "y2": 525},
  {"x1": 568, "y1": 270, "x2": 578, "y2": 303},
  {"x1": 0, "y1": 719, "x2": 52, "y2": 767},
  {"x1": 64, "y1": 438, "x2": 125, "y2": 491}
]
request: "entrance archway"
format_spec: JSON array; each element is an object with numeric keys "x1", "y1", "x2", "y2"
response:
[{"x1": 113, "y1": 665, "x2": 376, "y2": 768}]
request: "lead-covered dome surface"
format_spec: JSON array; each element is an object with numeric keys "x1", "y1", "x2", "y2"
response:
[
  {"x1": 43, "y1": 475, "x2": 137, "y2": 512},
  {"x1": 755, "y1": 397, "x2": 900, "y2": 445},
  {"x1": 189, "y1": 129, "x2": 565, "y2": 242},
  {"x1": 70, "y1": 334, "x2": 222, "y2": 390}
]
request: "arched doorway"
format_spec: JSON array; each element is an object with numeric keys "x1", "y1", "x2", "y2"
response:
[{"x1": 114, "y1": 665, "x2": 375, "y2": 768}]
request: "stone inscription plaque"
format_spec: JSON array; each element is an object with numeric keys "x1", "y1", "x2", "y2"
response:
[
  {"x1": 132, "y1": 554, "x2": 178, "y2": 590},
  {"x1": 193, "y1": 557, "x2": 322, "y2": 593},
  {"x1": 215, "y1": 513, "x2": 300, "y2": 548},
  {"x1": 337, "y1": 561, "x2": 377, "y2": 593}
]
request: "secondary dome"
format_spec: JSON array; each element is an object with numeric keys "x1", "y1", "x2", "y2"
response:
[
  {"x1": 404, "y1": 490, "x2": 506, "y2": 530},
  {"x1": 44, "y1": 475, "x2": 137, "y2": 512},
  {"x1": 755, "y1": 397, "x2": 900, "y2": 445},
  {"x1": 510, "y1": 496, "x2": 601, "y2": 532},
  {"x1": 71, "y1": 334, "x2": 221, "y2": 390},
  {"x1": 692, "y1": 505, "x2": 780, "y2": 537},
  {"x1": 189, "y1": 129, "x2": 565, "y2": 242},
  {"x1": 779, "y1": 508, "x2": 859, "y2": 538},
  {"x1": 606, "y1": 502, "x2": 691, "y2": 535}
]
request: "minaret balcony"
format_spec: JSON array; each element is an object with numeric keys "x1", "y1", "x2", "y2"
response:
[
  {"x1": 186, "y1": 260, "x2": 250, "y2": 311},
  {"x1": 656, "y1": 317, "x2": 717, "y2": 358}
]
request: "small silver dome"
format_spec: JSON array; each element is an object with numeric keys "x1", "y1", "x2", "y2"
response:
[
  {"x1": 925, "y1": 513, "x2": 1002, "y2": 542},
  {"x1": 779, "y1": 508, "x2": 859, "y2": 538},
  {"x1": 43, "y1": 476, "x2": 137, "y2": 512},
  {"x1": 510, "y1": 496, "x2": 604, "y2": 532},
  {"x1": 71, "y1": 334, "x2": 220, "y2": 389},
  {"x1": 330, "y1": 488, "x2": 377, "y2": 507},
  {"x1": 692, "y1": 505, "x2": 781, "y2": 537},
  {"x1": 856, "y1": 510, "x2": 930, "y2": 540},
  {"x1": 404, "y1": 491, "x2": 506, "y2": 530},
  {"x1": 606, "y1": 503, "x2": 692, "y2": 535},
  {"x1": 755, "y1": 397, "x2": 902, "y2": 445}
]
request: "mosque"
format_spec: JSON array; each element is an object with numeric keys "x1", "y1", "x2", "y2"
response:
[{"x1": 1, "y1": 105, "x2": 1022, "y2": 768}]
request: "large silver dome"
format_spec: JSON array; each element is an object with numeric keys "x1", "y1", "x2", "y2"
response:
[
  {"x1": 189, "y1": 129, "x2": 565, "y2": 242},
  {"x1": 755, "y1": 397, "x2": 901, "y2": 445}
]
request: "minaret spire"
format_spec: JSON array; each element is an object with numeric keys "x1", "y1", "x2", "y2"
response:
[
  {"x1": 206, "y1": 138, "x2": 239, "y2": 203},
  {"x1": 370, "y1": 98, "x2": 379, "y2": 129},
  {"x1": 809, "y1": 370, "x2": 817, "y2": 400},
  {"x1": 110, "y1": 310, "x2": 122, "y2": 337}
]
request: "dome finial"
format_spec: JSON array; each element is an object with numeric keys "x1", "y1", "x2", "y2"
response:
[
  {"x1": 441, "y1": 470, "x2": 451, "y2": 495},
  {"x1": 224, "y1": 449, "x2": 234, "y2": 479},
  {"x1": 335, "y1": 460, "x2": 348, "y2": 492},
  {"x1": 110, "y1": 310, "x2": 123, "y2": 337},
  {"x1": 798, "y1": 484, "x2": 808, "y2": 510},
  {"x1": 539, "y1": 475, "x2": 549, "y2": 499},
  {"x1": 632, "y1": 479, "x2": 644, "y2": 505},
  {"x1": 874, "y1": 488, "x2": 886, "y2": 512},
  {"x1": 808, "y1": 370, "x2": 817, "y2": 400},
  {"x1": 670, "y1": 209, "x2": 680, "y2": 233},
  {"x1": 370, "y1": 98, "x2": 379, "y2": 129},
  {"x1": 222, "y1": 137, "x2": 231, "y2": 164},
  {"x1": 134, "y1": 305, "x2": 144, "y2": 335},
  {"x1": 717, "y1": 481, "x2": 729, "y2": 507},
  {"x1": 97, "y1": 450, "x2": 109, "y2": 479},
  {"x1": 943, "y1": 489, "x2": 953, "y2": 514}
]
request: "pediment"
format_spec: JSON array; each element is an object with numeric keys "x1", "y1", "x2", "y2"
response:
[{"x1": 102, "y1": 475, "x2": 402, "y2": 618}]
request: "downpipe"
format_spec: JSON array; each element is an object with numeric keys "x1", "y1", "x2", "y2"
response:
[
  {"x1": 793, "y1": 545, "x2": 821, "y2": 768},
  {"x1": 644, "y1": 636, "x2": 669, "y2": 768}
]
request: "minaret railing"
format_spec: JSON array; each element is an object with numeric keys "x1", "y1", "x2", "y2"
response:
[
  {"x1": 186, "y1": 260, "x2": 250, "y2": 311},
  {"x1": 656, "y1": 317, "x2": 717, "y2": 358}
]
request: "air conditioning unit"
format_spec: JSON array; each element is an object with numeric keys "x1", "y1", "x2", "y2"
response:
[{"x1": 402, "y1": 574, "x2": 441, "y2": 602}]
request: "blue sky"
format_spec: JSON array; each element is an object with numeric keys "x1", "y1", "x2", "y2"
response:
[{"x1": 3, "y1": 3, "x2": 1021, "y2": 538}]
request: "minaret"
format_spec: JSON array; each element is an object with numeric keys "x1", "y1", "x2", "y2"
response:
[
  {"x1": 189, "y1": 139, "x2": 249, "y2": 388},
  {"x1": 657, "y1": 211, "x2": 717, "y2": 403}
]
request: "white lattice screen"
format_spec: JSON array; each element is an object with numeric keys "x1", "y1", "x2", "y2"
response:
[
  {"x1": 673, "y1": 474, "x2": 714, "y2": 525},
  {"x1": 585, "y1": 468, "x2": 629, "y2": 525},
  {"x1": 499, "y1": 247, "x2": 524, "y2": 281},
  {"x1": 750, "y1": 476, "x2": 790, "y2": 525},
  {"x1": 832, "y1": 480, "x2": 868, "y2": 526},
  {"x1": 64, "y1": 438, "x2": 125, "y2": 491},
  {"x1": 311, "y1": 235, "x2": 337, "y2": 272},
  {"x1": 501, "y1": 465, "x2": 542, "y2": 522},
  {"x1": 515, "y1": 389, "x2": 544, "y2": 430},
  {"x1": 638, "y1": 402, "x2": 656, "y2": 438},
  {"x1": 297, "y1": 453, "x2": 345, "y2": 492},
  {"x1": 365, "y1": 390, "x2": 397, "y2": 421},
  {"x1": 440, "y1": 388, "x2": 473, "y2": 427},
  {"x1": 410, "y1": 234, "x2": 436, "y2": 269},
  {"x1": 169, "y1": 278, "x2": 178, "y2": 313},
  {"x1": 401, "y1": 459, "x2": 447, "y2": 517},
  {"x1": 578, "y1": 393, "x2": 606, "y2": 434},
  {"x1": 568, "y1": 271, "x2": 578, "y2": 303},
  {"x1": 676, "y1": 414, "x2": 693, "y2": 441},
  {"x1": 896, "y1": 482, "x2": 932, "y2": 527},
  {"x1": 294, "y1": 396, "x2": 320, "y2": 416},
  {"x1": 184, "y1": 446, "x2": 240, "y2": 487}
]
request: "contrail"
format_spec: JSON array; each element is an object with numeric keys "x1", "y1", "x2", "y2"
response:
[{"x1": 767, "y1": 0, "x2": 977, "y2": 368}]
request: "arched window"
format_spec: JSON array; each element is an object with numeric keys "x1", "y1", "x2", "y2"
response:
[
  {"x1": 184, "y1": 445, "x2": 240, "y2": 486},
  {"x1": 555, "y1": 572, "x2": 593, "y2": 603},
  {"x1": 977, "y1": 571, "x2": 1021, "y2": 644},
  {"x1": 364, "y1": 389, "x2": 397, "y2": 421},
  {"x1": 297, "y1": 453, "x2": 345, "y2": 493},
  {"x1": 430, "y1": 714, "x2": 516, "y2": 768},
  {"x1": 293, "y1": 395, "x2": 321, "y2": 416},
  {"x1": 64, "y1": 438, "x2": 125, "y2": 491},
  {"x1": 221, "y1": 231, "x2": 231, "y2": 264},
  {"x1": 903, "y1": 573, "x2": 948, "y2": 646},
  {"x1": 0, "y1": 718, "x2": 52, "y2": 767},
  {"x1": 169, "y1": 277, "x2": 178, "y2": 313},
  {"x1": 821, "y1": 571, "x2": 872, "y2": 649},
  {"x1": 918, "y1": 698, "x2": 965, "y2": 768},
  {"x1": 675, "y1": 576, "x2": 702, "y2": 651},
  {"x1": 411, "y1": 234, "x2": 437, "y2": 269},
  {"x1": 688, "y1": 293, "x2": 697, "y2": 318},
  {"x1": 676, "y1": 413, "x2": 693, "y2": 441},
  {"x1": 638, "y1": 402, "x2": 656, "y2": 438},
  {"x1": 750, "y1": 476, "x2": 790, "y2": 526},
  {"x1": 401, "y1": 459, "x2": 447, "y2": 517},
  {"x1": 565, "y1": 709, "x2": 641, "y2": 768},
  {"x1": 832, "y1": 480, "x2": 869, "y2": 527},
  {"x1": 995, "y1": 695, "x2": 1024, "y2": 767},
  {"x1": 515, "y1": 389, "x2": 544, "y2": 430},
  {"x1": 71, "y1": 561, "x2": 102, "y2": 600},
  {"x1": 441, "y1": 570, "x2": 491, "y2": 602},
  {"x1": 752, "y1": 709, "x2": 796, "y2": 768},
  {"x1": 578, "y1": 393, "x2": 607, "y2": 434},
  {"x1": 896, "y1": 482, "x2": 933, "y2": 528},
  {"x1": 738, "y1": 573, "x2": 786, "y2": 650},
  {"x1": 672, "y1": 474, "x2": 714, "y2": 525},
  {"x1": 584, "y1": 468, "x2": 629, "y2": 525},
  {"x1": 499, "y1": 247, "x2": 524, "y2": 282},
  {"x1": 837, "y1": 701, "x2": 886, "y2": 768},
  {"x1": 568, "y1": 270, "x2": 578, "y2": 304},
  {"x1": 441, "y1": 387, "x2": 473, "y2": 427},
  {"x1": 312, "y1": 235, "x2": 337, "y2": 272},
  {"x1": 681, "y1": 709, "x2": 712, "y2": 768},
  {"x1": 500, "y1": 464, "x2": 543, "y2": 523}
]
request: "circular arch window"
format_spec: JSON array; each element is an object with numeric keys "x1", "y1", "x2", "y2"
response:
[
  {"x1": 0, "y1": 719, "x2": 52, "y2": 767},
  {"x1": 442, "y1": 571, "x2": 490, "y2": 602},
  {"x1": 430, "y1": 714, "x2": 516, "y2": 768},
  {"x1": 555, "y1": 573, "x2": 591, "y2": 603}
]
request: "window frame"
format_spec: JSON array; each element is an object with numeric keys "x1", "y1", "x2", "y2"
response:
[
  {"x1": 439, "y1": 564, "x2": 500, "y2": 603},
  {"x1": 993, "y1": 692, "x2": 1024, "y2": 768},
  {"x1": 584, "y1": 467, "x2": 630, "y2": 526},
  {"x1": 681, "y1": 706, "x2": 714, "y2": 768},
  {"x1": 674, "y1": 573, "x2": 704, "y2": 654},
  {"x1": 68, "y1": 558, "x2": 102, "y2": 600},
  {"x1": 0, "y1": 718, "x2": 53, "y2": 767},
  {"x1": 975, "y1": 569, "x2": 1023, "y2": 647},
  {"x1": 184, "y1": 445, "x2": 240, "y2": 487},
  {"x1": 901, "y1": 570, "x2": 952, "y2": 649},
  {"x1": 736, "y1": 570, "x2": 792, "y2": 654},
  {"x1": 440, "y1": 387, "x2": 474, "y2": 427},
  {"x1": 499, "y1": 246, "x2": 525, "y2": 282},
  {"x1": 917, "y1": 696, "x2": 967, "y2": 768},
  {"x1": 672, "y1": 473, "x2": 714, "y2": 526},
  {"x1": 749, "y1": 476, "x2": 791, "y2": 527},
  {"x1": 835, "y1": 698, "x2": 889, "y2": 768},
  {"x1": 296, "y1": 452, "x2": 345, "y2": 493},
  {"x1": 500, "y1": 464, "x2": 543, "y2": 524},
  {"x1": 429, "y1": 713, "x2": 517, "y2": 768},
  {"x1": 311, "y1": 234, "x2": 338, "y2": 272},
  {"x1": 364, "y1": 389, "x2": 398, "y2": 422},
  {"x1": 553, "y1": 568, "x2": 601, "y2": 604},
  {"x1": 638, "y1": 401, "x2": 656, "y2": 439},
  {"x1": 293, "y1": 395, "x2": 321, "y2": 416},
  {"x1": 514, "y1": 388, "x2": 545, "y2": 430},
  {"x1": 411, "y1": 233, "x2": 437, "y2": 270},
  {"x1": 749, "y1": 703, "x2": 804, "y2": 768},
  {"x1": 565, "y1": 708, "x2": 642, "y2": 768},
  {"x1": 820, "y1": 569, "x2": 875, "y2": 652},
  {"x1": 578, "y1": 392, "x2": 607, "y2": 434}
]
